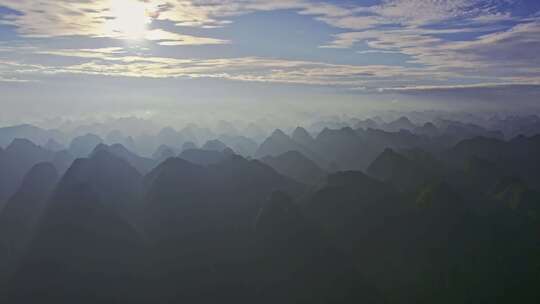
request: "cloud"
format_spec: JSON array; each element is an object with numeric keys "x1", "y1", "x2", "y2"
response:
[
  {"x1": 53, "y1": 56, "x2": 420, "y2": 86},
  {"x1": 0, "y1": 76, "x2": 31, "y2": 83},
  {"x1": 34, "y1": 47, "x2": 126, "y2": 60},
  {"x1": 0, "y1": 0, "x2": 539, "y2": 91},
  {"x1": 0, "y1": 1, "x2": 111, "y2": 37},
  {"x1": 144, "y1": 29, "x2": 229, "y2": 45},
  {"x1": 444, "y1": 21, "x2": 540, "y2": 68},
  {"x1": 320, "y1": 2, "x2": 540, "y2": 85},
  {"x1": 2, "y1": 1, "x2": 505, "y2": 36},
  {"x1": 377, "y1": 82, "x2": 540, "y2": 92},
  {"x1": 0, "y1": 0, "x2": 230, "y2": 45},
  {"x1": 0, "y1": 59, "x2": 46, "y2": 83},
  {"x1": 369, "y1": 0, "x2": 516, "y2": 26},
  {"x1": 2, "y1": 36, "x2": 538, "y2": 91},
  {"x1": 1, "y1": 45, "x2": 455, "y2": 87},
  {"x1": 376, "y1": 82, "x2": 540, "y2": 111}
]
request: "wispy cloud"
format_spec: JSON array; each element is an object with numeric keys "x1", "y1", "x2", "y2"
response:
[
  {"x1": 0, "y1": 0, "x2": 230, "y2": 45},
  {"x1": 0, "y1": 0, "x2": 539, "y2": 91},
  {"x1": 0, "y1": 76, "x2": 31, "y2": 83},
  {"x1": 318, "y1": 1, "x2": 540, "y2": 86},
  {"x1": 378, "y1": 82, "x2": 540, "y2": 92},
  {"x1": 1, "y1": 46, "x2": 455, "y2": 87},
  {"x1": 144, "y1": 29, "x2": 229, "y2": 46}
]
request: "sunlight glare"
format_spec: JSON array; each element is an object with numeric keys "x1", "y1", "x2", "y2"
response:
[{"x1": 106, "y1": 0, "x2": 154, "y2": 40}]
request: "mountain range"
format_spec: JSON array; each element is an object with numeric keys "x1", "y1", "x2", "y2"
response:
[{"x1": 0, "y1": 115, "x2": 539, "y2": 303}]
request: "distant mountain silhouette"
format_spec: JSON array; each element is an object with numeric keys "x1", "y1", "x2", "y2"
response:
[
  {"x1": 447, "y1": 135, "x2": 540, "y2": 188},
  {"x1": 414, "y1": 122, "x2": 439, "y2": 137},
  {"x1": 382, "y1": 116, "x2": 416, "y2": 132},
  {"x1": 93, "y1": 143, "x2": 156, "y2": 174},
  {"x1": 0, "y1": 139, "x2": 55, "y2": 203},
  {"x1": 179, "y1": 148, "x2": 234, "y2": 166},
  {"x1": 291, "y1": 127, "x2": 315, "y2": 148},
  {"x1": 490, "y1": 114, "x2": 540, "y2": 138},
  {"x1": 64, "y1": 149, "x2": 144, "y2": 222},
  {"x1": 105, "y1": 129, "x2": 125, "y2": 144},
  {"x1": 141, "y1": 155, "x2": 304, "y2": 302},
  {"x1": 105, "y1": 130, "x2": 137, "y2": 152},
  {"x1": 157, "y1": 127, "x2": 186, "y2": 149},
  {"x1": 354, "y1": 118, "x2": 379, "y2": 130},
  {"x1": 217, "y1": 120, "x2": 240, "y2": 137},
  {"x1": 51, "y1": 149, "x2": 76, "y2": 175},
  {"x1": 218, "y1": 135, "x2": 258, "y2": 157},
  {"x1": 256, "y1": 128, "x2": 330, "y2": 170},
  {"x1": 181, "y1": 141, "x2": 198, "y2": 151},
  {"x1": 437, "y1": 119, "x2": 504, "y2": 140},
  {"x1": 156, "y1": 124, "x2": 218, "y2": 151},
  {"x1": 0, "y1": 124, "x2": 64, "y2": 147},
  {"x1": 244, "y1": 122, "x2": 268, "y2": 142},
  {"x1": 309, "y1": 120, "x2": 349, "y2": 134},
  {"x1": 358, "y1": 128, "x2": 430, "y2": 152},
  {"x1": 448, "y1": 136, "x2": 507, "y2": 162},
  {"x1": 144, "y1": 154, "x2": 302, "y2": 241},
  {"x1": 367, "y1": 148, "x2": 439, "y2": 192},
  {"x1": 261, "y1": 126, "x2": 435, "y2": 172},
  {"x1": 152, "y1": 144, "x2": 179, "y2": 163},
  {"x1": 314, "y1": 127, "x2": 372, "y2": 170},
  {"x1": 69, "y1": 133, "x2": 103, "y2": 157},
  {"x1": 1, "y1": 116, "x2": 540, "y2": 303},
  {"x1": 261, "y1": 150, "x2": 326, "y2": 185},
  {"x1": 202, "y1": 139, "x2": 229, "y2": 152},
  {"x1": 44, "y1": 138, "x2": 65, "y2": 152},
  {"x1": 256, "y1": 129, "x2": 306, "y2": 157},
  {"x1": 179, "y1": 124, "x2": 214, "y2": 145}
]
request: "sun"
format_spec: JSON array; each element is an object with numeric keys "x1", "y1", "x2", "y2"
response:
[{"x1": 105, "y1": 0, "x2": 154, "y2": 40}]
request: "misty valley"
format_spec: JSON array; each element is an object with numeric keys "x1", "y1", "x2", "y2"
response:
[{"x1": 0, "y1": 115, "x2": 539, "y2": 303}]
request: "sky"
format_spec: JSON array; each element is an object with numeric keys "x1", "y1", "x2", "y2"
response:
[{"x1": 0, "y1": 0, "x2": 539, "y2": 125}]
